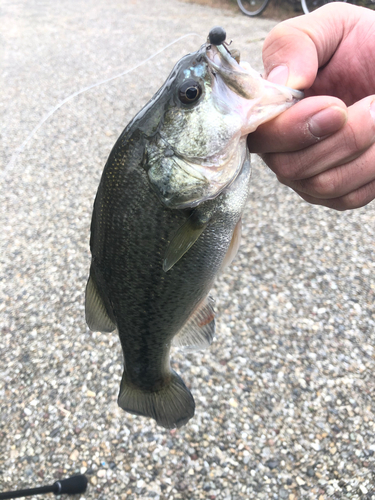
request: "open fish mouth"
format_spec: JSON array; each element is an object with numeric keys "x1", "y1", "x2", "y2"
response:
[
  {"x1": 205, "y1": 35, "x2": 304, "y2": 100},
  {"x1": 205, "y1": 41, "x2": 304, "y2": 136}
]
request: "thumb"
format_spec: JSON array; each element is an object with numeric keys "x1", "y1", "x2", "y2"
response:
[{"x1": 262, "y1": 4, "x2": 359, "y2": 90}]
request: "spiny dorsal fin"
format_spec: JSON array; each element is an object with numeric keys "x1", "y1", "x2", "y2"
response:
[
  {"x1": 85, "y1": 275, "x2": 116, "y2": 333},
  {"x1": 172, "y1": 295, "x2": 215, "y2": 351}
]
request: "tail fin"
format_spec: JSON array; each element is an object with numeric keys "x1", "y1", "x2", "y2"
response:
[{"x1": 118, "y1": 370, "x2": 195, "y2": 429}]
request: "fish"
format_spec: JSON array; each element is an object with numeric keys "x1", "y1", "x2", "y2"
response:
[{"x1": 85, "y1": 27, "x2": 303, "y2": 429}]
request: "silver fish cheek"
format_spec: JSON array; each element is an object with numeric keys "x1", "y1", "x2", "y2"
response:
[
  {"x1": 160, "y1": 94, "x2": 242, "y2": 159},
  {"x1": 147, "y1": 155, "x2": 209, "y2": 208},
  {"x1": 145, "y1": 135, "x2": 246, "y2": 210}
]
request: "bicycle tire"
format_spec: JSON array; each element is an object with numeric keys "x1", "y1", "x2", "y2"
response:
[
  {"x1": 237, "y1": 0, "x2": 270, "y2": 16},
  {"x1": 301, "y1": 0, "x2": 347, "y2": 14},
  {"x1": 350, "y1": 0, "x2": 375, "y2": 9}
]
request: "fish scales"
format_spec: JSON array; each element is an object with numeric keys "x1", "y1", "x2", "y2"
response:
[{"x1": 86, "y1": 27, "x2": 303, "y2": 429}]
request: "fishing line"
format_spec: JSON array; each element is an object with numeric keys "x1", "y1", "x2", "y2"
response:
[
  {"x1": 0, "y1": 32, "x2": 200, "y2": 428},
  {"x1": 4, "y1": 32, "x2": 201, "y2": 174}
]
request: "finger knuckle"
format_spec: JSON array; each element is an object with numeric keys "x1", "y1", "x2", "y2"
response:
[
  {"x1": 266, "y1": 153, "x2": 303, "y2": 181},
  {"x1": 343, "y1": 119, "x2": 374, "y2": 156},
  {"x1": 309, "y1": 170, "x2": 340, "y2": 197},
  {"x1": 343, "y1": 182, "x2": 375, "y2": 210}
]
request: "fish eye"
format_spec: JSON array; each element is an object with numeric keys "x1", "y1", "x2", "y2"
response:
[{"x1": 178, "y1": 79, "x2": 202, "y2": 105}]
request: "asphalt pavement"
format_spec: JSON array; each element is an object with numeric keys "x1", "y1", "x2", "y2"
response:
[{"x1": 1, "y1": 0, "x2": 375, "y2": 499}]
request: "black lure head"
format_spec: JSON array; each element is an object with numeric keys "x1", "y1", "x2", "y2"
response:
[{"x1": 208, "y1": 26, "x2": 226, "y2": 46}]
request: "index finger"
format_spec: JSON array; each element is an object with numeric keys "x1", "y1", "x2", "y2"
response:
[
  {"x1": 262, "y1": 3, "x2": 362, "y2": 90},
  {"x1": 247, "y1": 95, "x2": 347, "y2": 153}
]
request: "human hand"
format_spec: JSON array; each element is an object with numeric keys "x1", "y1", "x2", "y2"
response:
[{"x1": 248, "y1": 3, "x2": 375, "y2": 210}]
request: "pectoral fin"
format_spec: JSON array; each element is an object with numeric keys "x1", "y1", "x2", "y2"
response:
[
  {"x1": 85, "y1": 275, "x2": 116, "y2": 333},
  {"x1": 163, "y1": 211, "x2": 211, "y2": 272},
  {"x1": 172, "y1": 295, "x2": 215, "y2": 351}
]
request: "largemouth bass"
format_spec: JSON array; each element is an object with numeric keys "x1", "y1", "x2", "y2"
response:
[{"x1": 85, "y1": 27, "x2": 303, "y2": 429}]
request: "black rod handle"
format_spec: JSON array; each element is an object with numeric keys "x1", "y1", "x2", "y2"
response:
[
  {"x1": 53, "y1": 474, "x2": 88, "y2": 495},
  {"x1": 0, "y1": 475, "x2": 88, "y2": 499}
]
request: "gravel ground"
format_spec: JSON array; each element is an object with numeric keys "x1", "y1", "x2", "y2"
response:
[{"x1": 1, "y1": 1, "x2": 375, "y2": 499}]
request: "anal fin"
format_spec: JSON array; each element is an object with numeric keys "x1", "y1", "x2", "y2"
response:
[
  {"x1": 172, "y1": 295, "x2": 215, "y2": 351},
  {"x1": 85, "y1": 275, "x2": 116, "y2": 333}
]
